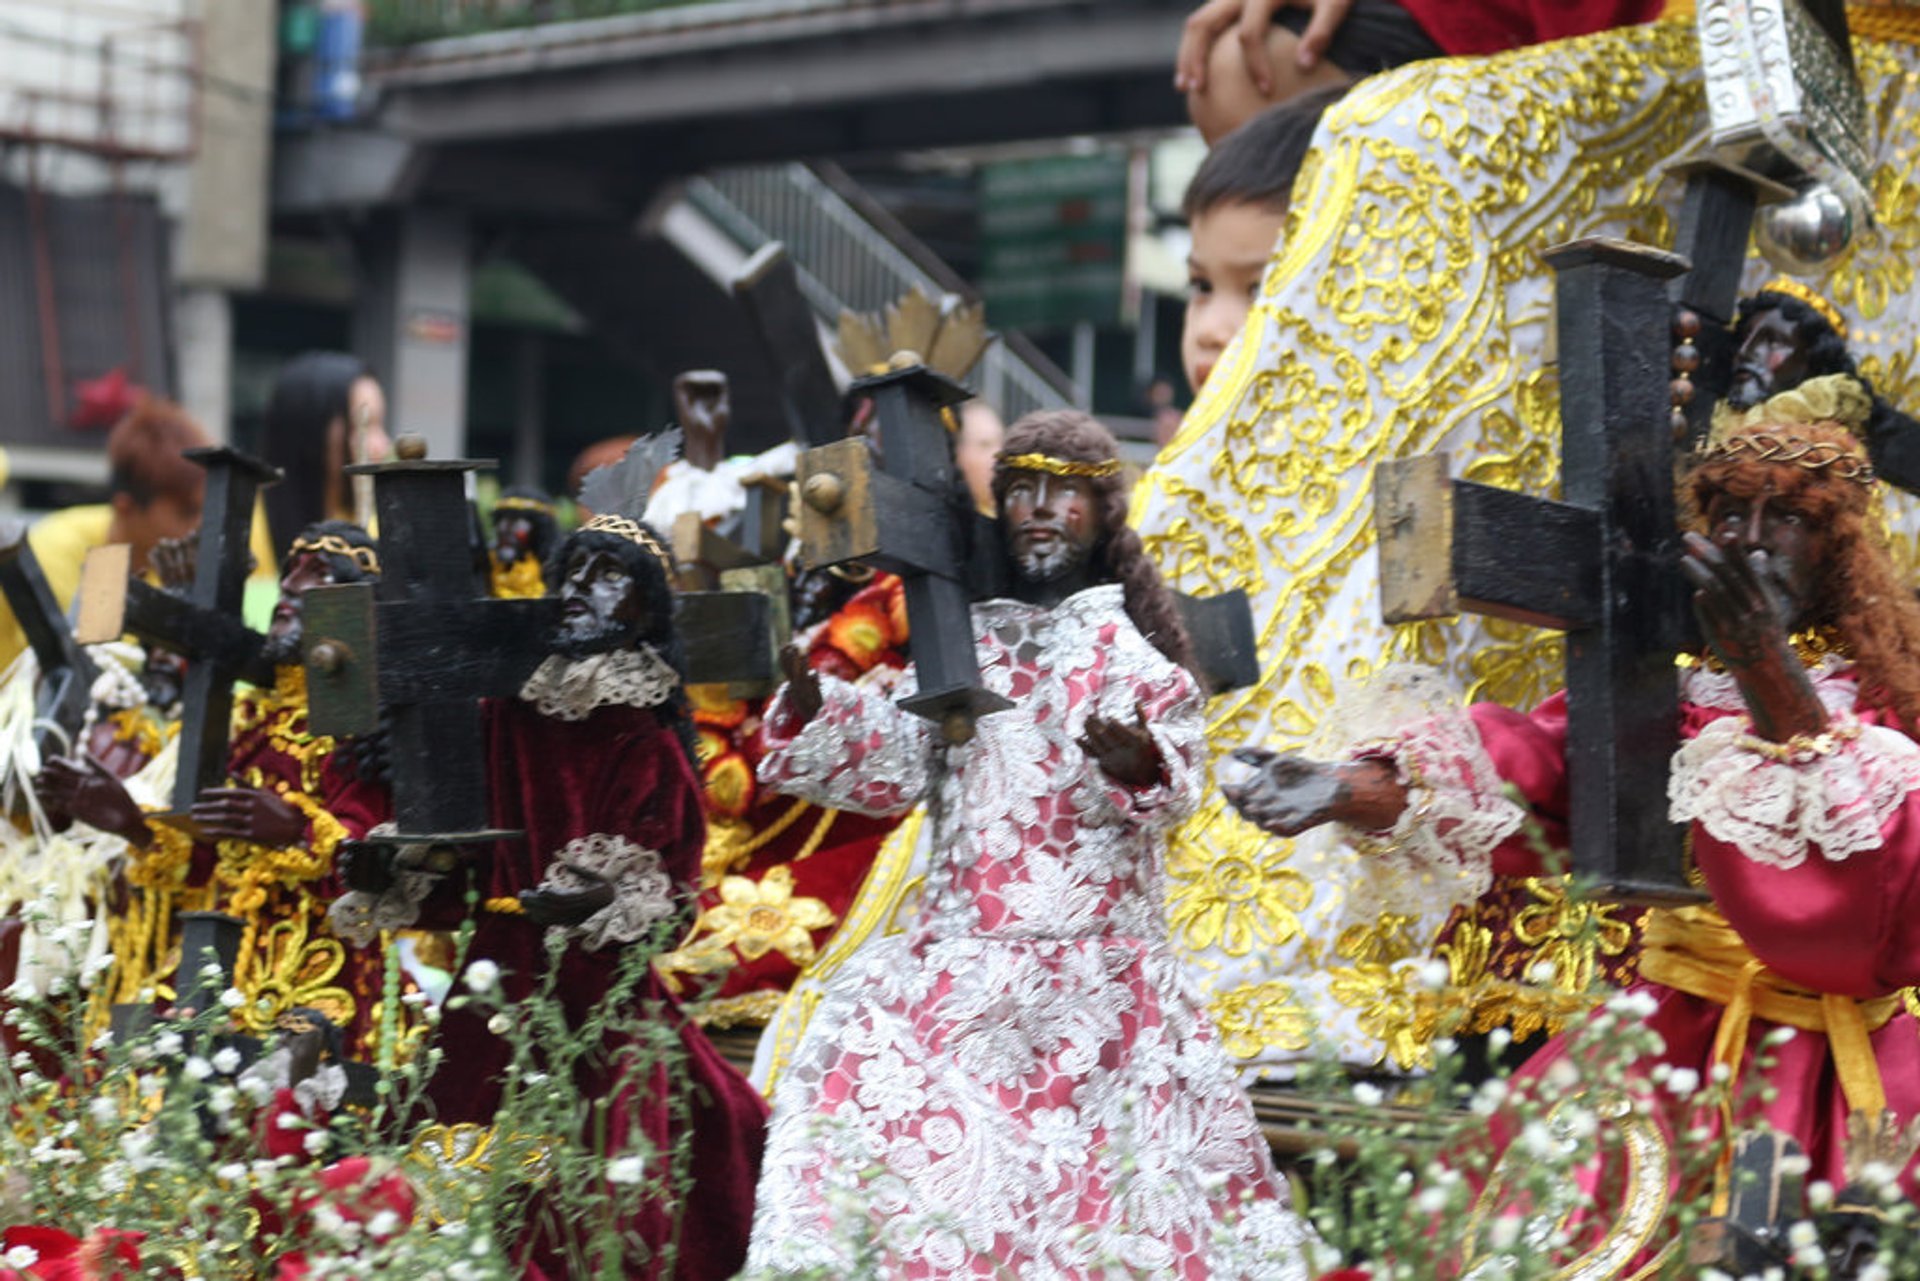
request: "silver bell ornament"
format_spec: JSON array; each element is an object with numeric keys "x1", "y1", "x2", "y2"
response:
[{"x1": 1755, "y1": 183, "x2": 1856, "y2": 276}]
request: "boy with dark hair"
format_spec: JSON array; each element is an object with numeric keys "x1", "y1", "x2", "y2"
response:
[{"x1": 1180, "y1": 85, "x2": 1345, "y2": 399}]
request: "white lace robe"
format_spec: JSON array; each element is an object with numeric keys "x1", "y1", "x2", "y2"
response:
[{"x1": 746, "y1": 584, "x2": 1313, "y2": 1279}]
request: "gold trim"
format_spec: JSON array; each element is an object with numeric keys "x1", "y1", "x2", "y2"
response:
[
  {"x1": 999, "y1": 453, "x2": 1122, "y2": 479},
  {"x1": 580, "y1": 514, "x2": 676, "y2": 579},
  {"x1": 289, "y1": 532, "x2": 380, "y2": 576},
  {"x1": 1760, "y1": 277, "x2": 1850, "y2": 340},
  {"x1": 492, "y1": 496, "x2": 555, "y2": 518}
]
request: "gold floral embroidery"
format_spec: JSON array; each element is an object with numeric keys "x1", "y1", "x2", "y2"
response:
[
  {"x1": 1208, "y1": 981, "x2": 1315, "y2": 1060},
  {"x1": 1164, "y1": 823, "x2": 1314, "y2": 955},
  {"x1": 1327, "y1": 963, "x2": 1428, "y2": 1072},
  {"x1": 663, "y1": 866, "x2": 836, "y2": 975},
  {"x1": 231, "y1": 916, "x2": 356, "y2": 1038}
]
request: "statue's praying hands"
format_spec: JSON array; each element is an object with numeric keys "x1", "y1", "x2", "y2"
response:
[{"x1": 1219, "y1": 747, "x2": 1408, "y2": 837}]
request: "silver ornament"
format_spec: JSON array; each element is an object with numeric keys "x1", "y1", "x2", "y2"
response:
[{"x1": 1754, "y1": 183, "x2": 1856, "y2": 276}]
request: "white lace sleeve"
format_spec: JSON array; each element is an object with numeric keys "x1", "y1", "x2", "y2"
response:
[
  {"x1": 1342, "y1": 707, "x2": 1528, "y2": 915},
  {"x1": 539, "y1": 833, "x2": 679, "y2": 951},
  {"x1": 1669, "y1": 713, "x2": 1920, "y2": 870},
  {"x1": 758, "y1": 672, "x2": 935, "y2": 818}
]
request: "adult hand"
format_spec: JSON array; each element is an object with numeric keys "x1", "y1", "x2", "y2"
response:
[
  {"x1": 1079, "y1": 705, "x2": 1164, "y2": 788},
  {"x1": 1219, "y1": 747, "x2": 1407, "y2": 836},
  {"x1": 1175, "y1": 0, "x2": 1353, "y2": 94},
  {"x1": 519, "y1": 869, "x2": 615, "y2": 928},
  {"x1": 779, "y1": 644, "x2": 825, "y2": 726},
  {"x1": 189, "y1": 787, "x2": 308, "y2": 849},
  {"x1": 1679, "y1": 531, "x2": 1827, "y2": 741},
  {"x1": 37, "y1": 755, "x2": 151, "y2": 847}
]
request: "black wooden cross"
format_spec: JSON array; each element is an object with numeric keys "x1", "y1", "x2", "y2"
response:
[
  {"x1": 303, "y1": 441, "x2": 776, "y2": 849},
  {"x1": 0, "y1": 531, "x2": 99, "y2": 763},
  {"x1": 1374, "y1": 238, "x2": 1701, "y2": 904},
  {"x1": 73, "y1": 446, "x2": 281, "y2": 816}
]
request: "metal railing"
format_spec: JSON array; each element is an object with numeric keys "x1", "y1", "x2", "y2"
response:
[{"x1": 686, "y1": 162, "x2": 1076, "y2": 420}]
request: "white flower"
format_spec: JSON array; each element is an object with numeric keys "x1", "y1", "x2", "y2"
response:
[
  {"x1": 463, "y1": 959, "x2": 501, "y2": 994},
  {"x1": 1859, "y1": 1159, "x2": 1899, "y2": 1188},
  {"x1": 1785, "y1": 1220, "x2": 1819, "y2": 1249},
  {"x1": 1544, "y1": 1059, "x2": 1579, "y2": 1091},
  {"x1": 1519, "y1": 1120, "x2": 1559, "y2": 1160},
  {"x1": 366, "y1": 1209, "x2": 401, "y2": 1239},
  {"x1": 303, "y1": 1130, "x2": 330, "y2": 1156},
  {"x1": 3, "y1": 1245, "x2": 38, "y2": 1269},
  {"x1": 1807, "y1": 1179, "x2": 1836, "y2": 1210},
  {"x1": 1413, "y1": 1186, "x2": 1449, "y2": 1214},
  {"x1": 1352, "y1": 1082, "x2": 1384, "y2": 1107},
  {"x1": 211, "y1": 1046, "x2": 242, "y2": 1074},
  {"x1": 217, "y1": 1162, "x2": 248, "y2": 1182},
  {"x1": 153, "y1": 1031, "x2": 183, "y2": 1058},
  {"x1": 1762, "y1": 1025, "x2": 1797, "y2": 1047},
  {"x1": 605, "y1": 1155, "x2": 647, "y2": 1185},
  {"x1": 1604, "y1": 990, "x2": 1658, "y2": 1019},
  {"x1": 88, "y1": 1096, "x2": 119, "y2": 1126},
  {"x1": 219, "y1": 988, "x2": 246, "y2": 1010},
  {"x1": 1662, "y1": 1067, "x2": 1700, "y2": 1097},
  {"x1": 1486, "y1": 1214, "x2": 1522, "y2": 1249},
  {"x1": 485, "y1": 1013, "x2": 511, "y2": 1037},
  {"x1": 1416, "y1": 960, "x2": 1451, "y2": 991},
  {"x1": 183, "y1": 1056, "x2": 213, "y2": 1081}
]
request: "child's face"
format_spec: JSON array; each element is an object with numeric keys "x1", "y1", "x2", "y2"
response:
[{"x1": 1182, "y1": 200, "x2": 1285, "y2": 397}]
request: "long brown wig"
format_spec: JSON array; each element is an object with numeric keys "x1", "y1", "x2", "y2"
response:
[
  {"x1": 991, "y1": 410, "x2": 1192, "y2": 671},
  {"x1": 1690, "y1": 419, "x2": 1920, "y2": 729}
]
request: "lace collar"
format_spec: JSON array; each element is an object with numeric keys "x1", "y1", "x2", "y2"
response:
[
  {"x1": 518, "y1": 645, "x2": 679, "y2": 721},
  {"x1": 1681, "y1": 651, "x2": 1858, "y2": 715}
]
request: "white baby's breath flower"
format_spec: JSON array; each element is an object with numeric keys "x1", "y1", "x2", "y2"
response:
[
  {"x1": 1413, "y1": 1186, "x2": 1449, "y2": 1215},
  {"x1": 88, "y1": 1095, "x2": 119, "y2": 1126},
  {"x1": 1486, "y1": 1215, "x2": 1522, "y2": 1249},
  {"x1": 219, "y1": 988, "x2": 246, "y2": 1010},
  {"x1": 3, "y1": 1245, "x2": 39, "y2": 1268},
  {"x1": 183, "y1": 1056, "x2": 213, "y2": 1081},
  {"x1": 366, "y1": 1209, "x2": 401, "y2": 1239},
  {"x1": 1416, "y1": 960, "x2": 1451, "y2": 991},
  {"x1": 211, "y1": 1046, "x2": 242, "y2": 1074},
  {"x1": 485, "y1": 1013, "x2": 511, "y2": 1036},
  {"x1": 463, "y1": 959, "x2": 501, "y2": 994},
  {"x1": 1352, "y1": 1082, "x2": 1384, "y2": 1107},
  {"x1": 1662, "y1": 1067, "x2": 1699, "y2": 1097},
  {"x1": 303, "y1": 1130, "x2": 331, "y2": 1157},
  {"x1": 217, "y1": 1162, "x2": 248, "y2": 1182},
  {"x1": 1807, "y1": 1179, "x2": 1836, "y2": 1210},
  {"x1": 153, "y1": 1031, "x2": 183, "y2": 1058},
  {"x1": 605, "y1": 1155, "x2": 647, "y2": 1185},
  {"x1": 1544, "y1": 1059, "x2": 1579, "y2": 1091}
]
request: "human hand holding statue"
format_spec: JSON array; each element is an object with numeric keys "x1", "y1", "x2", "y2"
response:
[
  {"x1": 1219, "y1": 747, "x2": 1406, "y2": 837},
  {"x1": 37, "y1": 755, "x2": 152, "y2": 847}
]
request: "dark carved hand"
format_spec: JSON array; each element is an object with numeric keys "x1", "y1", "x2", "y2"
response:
[
  {"x1": 1679, "y1": 532, "x2": 1827, "y2": 741},
  {"x1": 1078, "y1": 705, "x2": 1163, "y2": 788},
  {"x1": 519, "y1": 869, "x2": 615, "y2": 928},
  {"x1": 779, "y1": 643, "x2": 824, "y2": 726},
  {"x1": 150, "y1": 533, "x2": 199, "y2": 591},
  {"x1": 189, "y1": 787, "x2": 308, "y2": 848},
  {"x1": 285, "y1": 1026, "x2": 327, "y2": 1087},
  {"x1": 1220, "y1": 748, "x2": 1408, "y2": 837},
  {"x1": 37, "y1": 755, "x2": 151, "y2": 847}
]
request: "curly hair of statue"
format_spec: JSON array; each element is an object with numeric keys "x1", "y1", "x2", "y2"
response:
[
  {"x1": 1690, "y1": 419, "x2": 1920, "y2": 731},
  {"x1": 993, "y1": 409, "x2": 1192, "y2": 671}
]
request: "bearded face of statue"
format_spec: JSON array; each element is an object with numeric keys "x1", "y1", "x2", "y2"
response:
[
  {"x1": 1729, "y1": 307, "x2": 1813, "y2": 411},
  {"x1": 1000, "y1": 471, "x2": 1106, "y2": 589},
  {"x1": 551, "y1": 543, "x2": 650, "y2": 657},
  {"x1": 263, "y1": 550, "x2": 338, "y2": 667}
]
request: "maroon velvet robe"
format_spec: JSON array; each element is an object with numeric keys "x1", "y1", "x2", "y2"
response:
[{"x1": 425, "y1": 692, "x2": 766, "y2": 1281}]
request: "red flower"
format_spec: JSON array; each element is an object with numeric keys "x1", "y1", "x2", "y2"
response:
[
  {"x1": 1318, "y1": 1270, "x2": 1372, "y2": 1281},
  {"x1": 1, "y1": 1225, "x2": 145, "y2": 1280}
]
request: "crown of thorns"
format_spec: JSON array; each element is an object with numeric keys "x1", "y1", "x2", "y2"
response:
[
  {"x1": 998, "y1": 452, "x2": 1122, "y2": 479},
  {"x1": 289, "y1": 533, "x2": 380, "y2": 575},
  {"x1": 1700, "y1": 430, "x2": 1876, "y2": 485},
  {"x1": 580, "y1": 514, "x2": 676, "y2": 579}
]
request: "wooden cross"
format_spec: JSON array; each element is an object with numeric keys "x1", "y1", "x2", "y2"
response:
[
  {"x1": 74, "y1": 447, "x2": 282, "y2": 816},
  {"x1": 0, "y1": 531, "x2": 99, "y2": 763},
  {"x1": 733, "y1": 243, "x2": 844, "y2": 449},
  {"x1": 303, "y1": 441, "x2": 776, "y2": 847},
  {"x1": 1374, "y1": 238, "x2": 1702, "y2": 905}
]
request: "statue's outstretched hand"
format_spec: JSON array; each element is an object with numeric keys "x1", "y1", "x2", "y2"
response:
[
  {"x1": 190, "y1": 786, "x2": 307, "y2": 849},
  {"x1": 38, "y1": 755, "x2": 151, "y2": 846},
  {"x1": 1079, "y1": 704, "x2": 1163, "y2": 788},
  {"x1": 1219, "y1": 748, "x2": 1409, "y2": 838},
  {"x1": 778, "y1": 643, "x2": 824, "y2": 726},
  {"x1": 519, "y1": 869, "x2": 615, "y2": 928}
]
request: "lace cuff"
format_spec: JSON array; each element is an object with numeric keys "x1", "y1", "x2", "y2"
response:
[
  {"x1": 325, "y1": 825, "x2": 442, "y2": 948},
  {"x1": 1669, "y1": 714, "x2": 1920, "y2": 869},
  {"x1": 759, "y1": 674, "x2": 932, "y2": 818},
  {"x1": 1343, "y1": 707, "x2": 1526, "y2": 915},
  {"x1": 540, "y1": 833, "x2": 678, "y2": 951}
]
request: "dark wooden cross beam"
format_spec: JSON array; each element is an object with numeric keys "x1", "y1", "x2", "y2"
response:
[
  {"x1": 733, "y1": 243, "x2": 844, "y2": 449},
  {"x1": 304, "y1": 444, "x2": 777, "y2": 845},
  {"x1": 1375, "y1": 238, "x2": 1702, "y2": 905},
  {"x1": 74, "y1": 447, "x2": 281, "y2": 815},
  {"x1": 0, "y1": 531, "x2": 99, "y2": 762},
  {"x1": 797, "y1": 363, "x2": 1012, "y2": 743}
]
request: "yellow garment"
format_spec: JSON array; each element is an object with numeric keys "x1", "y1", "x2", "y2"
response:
[
  {"x1": 1639, "y1": 905, "x2": 1897, "y2": 1119},
  {"x1": 488, "y1": 554, "x2": 546, "y2": 599},
  {"x1": 0, "y1": 504, "x2": 112, "y2": 671}
]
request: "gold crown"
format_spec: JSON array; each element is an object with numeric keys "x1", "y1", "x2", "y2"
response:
[
  {"x1": 494, "y1": 495, "x2": 555, "y2": 518},
  {"x1": 289, "y1": 533, "x2": 380, "y2": 576},
  {"x1": 836, "y1": 286, "x2": 993, "y2": 382},
  {"x1": 1761, "y1": 277, "x2": 1849, "y2": 340},
  {"x1": 580, "y1": 514, "x2": 676, "y2": 579},
  {"x1": 998, "y1": 452, "x2": 1122, "y2": 479}
]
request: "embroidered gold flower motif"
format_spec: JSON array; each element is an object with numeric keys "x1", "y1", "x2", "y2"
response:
[
  {"x1": 232, "y1": 917, "x2": 356, "y2": 1038},
  {"x1": 690, "y1": 866, "x2": 836, "y2": 967},
  {"x1": 1164, "y1": 824, "x2": 1313, "y2": 956},
  {"x1": 1208, "y1": 981, "x2": 1315, "y2": 1060},
  {"x1": 1328, "y1": 963, "x2": 1428, "y2": 1071}
]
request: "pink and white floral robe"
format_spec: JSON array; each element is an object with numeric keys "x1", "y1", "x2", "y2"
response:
[{"x1": 746, "y1": 583, "x2": 1314, "y2": 1279}]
